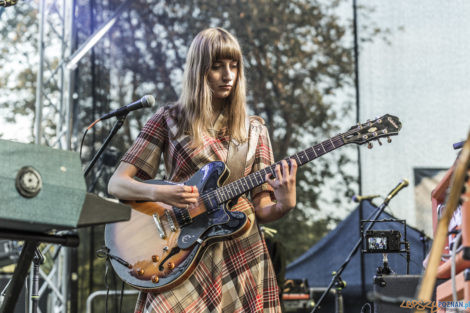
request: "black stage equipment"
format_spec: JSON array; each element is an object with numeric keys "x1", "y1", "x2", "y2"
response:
[
  {"x1": 369, "y1": 275, "x2": 422, "y2": 313},
  {"x1": 310, "y1": 179, "x2": 409, "y2": 313}
]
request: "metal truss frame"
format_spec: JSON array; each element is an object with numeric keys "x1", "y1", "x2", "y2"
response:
[{"x1": 31, "y1": 0, "x2": 132, "y2": 312}]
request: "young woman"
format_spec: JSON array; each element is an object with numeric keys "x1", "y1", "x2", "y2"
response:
[{"x1": 108, "y1": 27, "x2": 297, "y2": 313}]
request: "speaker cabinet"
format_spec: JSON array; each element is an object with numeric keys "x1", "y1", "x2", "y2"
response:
[{"x1": 373, "y1": 274, "x2": 421, "y2": 313}]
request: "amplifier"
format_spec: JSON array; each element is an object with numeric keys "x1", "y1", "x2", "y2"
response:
[
  {"x1": 0, "y1": 139, "x2": 130, "y2": 232},
  {"x1": 373, "y1": 274, "x2": 421, "y2": 313}
]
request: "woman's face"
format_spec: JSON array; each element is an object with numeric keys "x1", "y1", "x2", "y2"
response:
[{"x1": 207, "y1": 58, "x2": 238, "y2": 102}]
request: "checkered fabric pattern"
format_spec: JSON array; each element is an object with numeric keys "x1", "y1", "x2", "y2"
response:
[{"x1": 121, "y1": 105, "x2": 281, "y2": 313}]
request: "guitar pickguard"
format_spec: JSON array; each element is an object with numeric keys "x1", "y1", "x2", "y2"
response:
[{"x1": 177, "y1": 207, "x2": 229, "y2": 249}]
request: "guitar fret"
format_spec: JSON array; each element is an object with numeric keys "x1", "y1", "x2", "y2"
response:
[
  {"x1": 314, "y1": 145, "x2": 323, "y2": 156},
  {"x1": 215, "y1": 191, "x2": 222, "y2": 203},
  {"x1": 255, "y1": 171, "x2": 264, "y2": 184},
  {"x1": 293, "y1": 154, "x2": 301, "y2": 166},
  {"x1": 230, "y1": 184, "x2": 237, "y2": 197},
  {"x1": 224, "y1": 187, "x2": 230, "y2": 200},
  {"x1": 323, "y1": 141, "x2": 333, "y2": 152},
  {"x1": 236, "y1": 181, "x2": 243, "y2": 194},
  {"x1": 247, "y1": 175, "x2": 255, "y2": 188},
  {"x1": 234, "y1": 183, "x2": 240, "y2": 193},
  {"x1": 329, "y1": 138, "x2": 335, "y2": 149},
  {"x1": 207, "y1": 133, "x2": 350, "y2": 207},
  {"x1": 311, "y1": 147, "x2": 318, "y2": 158},
  {"x1": 303, "y1": 149, "x2": 310, "y2": 163}
]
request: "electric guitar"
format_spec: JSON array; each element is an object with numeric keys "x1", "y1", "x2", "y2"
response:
[{"x1": 104, "y1": 114, "x2": 402, "y2": 292}]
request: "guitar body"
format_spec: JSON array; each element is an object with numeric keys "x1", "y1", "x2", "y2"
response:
[{"x1": 105, "y1": 161, "x2": 251, "y2": 292}]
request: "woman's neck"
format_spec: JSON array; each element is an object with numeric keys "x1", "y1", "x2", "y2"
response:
[{"x1": 212, "y1": 98, "x2": 226, "y2": 115}]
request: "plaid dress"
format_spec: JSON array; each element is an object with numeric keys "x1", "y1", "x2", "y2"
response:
[{"x1": 121, "y1": 105, "x2": 281, "y2": 313}]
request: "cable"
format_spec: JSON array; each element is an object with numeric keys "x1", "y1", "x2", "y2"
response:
[
  {"x1": 79, "y1": 118, "x2": 100, "y2": 161},
  {"x1": 104, "y1": 258, "x2": 111, "y2": 313},
  {"x1": 360, "y1": 302, "x2": 372, "y2": 313}
]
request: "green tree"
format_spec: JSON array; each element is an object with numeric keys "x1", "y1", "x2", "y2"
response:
[
  {"x1": 0, "y1": 0, "x2": 392, "y2": 310},
  {"x1": 99, "y1": 0, "x2": 360, "y2": 262}
]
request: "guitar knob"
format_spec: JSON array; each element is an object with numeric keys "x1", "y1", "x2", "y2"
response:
[
  {"x1": 387, "y1": 137, "x2": 392, "y2": 143},
  {"x1": 152, "y1": 255, "x2": 160, "y2": 263},
  {"x1": 151, "y1": 275, "x2": 159, "y2": 283},
  {"x1": 136, "y1": 268, "x2": 144, "y2": 276},
  {"x1": 367, "y1": 142, "x2": 373, "y2": 149},
  {"x1": 168, "y1": 262, "x2": 175, "y2": 270}
]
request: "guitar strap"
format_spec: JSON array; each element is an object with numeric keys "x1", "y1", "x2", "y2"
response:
[{"x1": 224, "y1": 116, "x2": 262, "y2": 185}]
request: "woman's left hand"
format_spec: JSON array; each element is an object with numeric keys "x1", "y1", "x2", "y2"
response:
[{"x1": 266, "y1": 158, "x2": 298, "y2": 213}]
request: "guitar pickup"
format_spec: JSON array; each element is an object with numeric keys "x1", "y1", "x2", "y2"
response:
[{"x1": 152, "y1": 213, "x2": 166, "y2": 239}]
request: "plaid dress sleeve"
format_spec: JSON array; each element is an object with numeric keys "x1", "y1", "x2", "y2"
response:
[{"x1": 121, "y1": 106, "x2": 168, "y2": 180}]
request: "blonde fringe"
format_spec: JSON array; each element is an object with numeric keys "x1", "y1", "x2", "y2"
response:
[{"x1": 175, "y1": 27, "x2": 247, "y2": 147}]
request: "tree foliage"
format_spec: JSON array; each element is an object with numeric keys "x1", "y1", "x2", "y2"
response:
[
  {"x1": 0, "y1": 0, "x2": 390, "y2": 309},
  {"x1": 94, "y1": 0, "x2": 359, "y2": 260}
]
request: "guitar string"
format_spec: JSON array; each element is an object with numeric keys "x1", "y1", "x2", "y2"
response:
[
  {"x1": 195, "y1": 133, "x2": 345, "y2": 206},
  {"x1": 191, "y1": 119, "x2": 393, "y2": 209}
]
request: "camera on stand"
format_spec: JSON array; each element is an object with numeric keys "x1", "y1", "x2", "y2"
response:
[
  {"x1": 361, "y1": 220, "x2": 410, "y2": 288},
  {"x1": 365, "y1": 230, "x2": 401, "y2": 254}
]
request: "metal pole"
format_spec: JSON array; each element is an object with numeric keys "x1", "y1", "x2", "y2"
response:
[
  {"x1": 34, "y1": 0, "x2": 46, "y2": 144},
  {"x1": 65, "y1": 0, "x2": 76, "y2": 150},
  {"x1": 352, "y1": 0, "x2": 366, "y2": 300},
  {"x1": 86, "y1": 290, "x2": 138, "y2": 313}
]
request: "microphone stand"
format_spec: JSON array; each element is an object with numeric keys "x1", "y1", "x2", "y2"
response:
[
  {"x1": 310, "y1": 181, "x2": 407, "y2": 313},
  {"x1": 84, "y1": 114, "x2": 127, "y2": 177}
]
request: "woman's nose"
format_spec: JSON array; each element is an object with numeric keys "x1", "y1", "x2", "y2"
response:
[{"x1": 222, "y1": 66, "x2": 234, "y2": 81}]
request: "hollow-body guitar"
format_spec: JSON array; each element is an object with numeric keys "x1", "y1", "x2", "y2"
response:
[{"x1": 104, "y1": 114, "x2": 402, "y2": 292}]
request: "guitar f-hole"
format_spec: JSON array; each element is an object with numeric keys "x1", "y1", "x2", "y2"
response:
[{"x1": 158, "y1": 247, "x2": 181, "y2": 271}]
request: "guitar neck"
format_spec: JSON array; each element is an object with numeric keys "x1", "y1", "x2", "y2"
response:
[{"x1": 214, "y1": 134, "x2": 346, "y2": 204}]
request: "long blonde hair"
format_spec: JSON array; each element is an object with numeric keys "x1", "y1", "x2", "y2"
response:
[{"x1": 176, "y1": 27, "x2": 247, "y2": 146}]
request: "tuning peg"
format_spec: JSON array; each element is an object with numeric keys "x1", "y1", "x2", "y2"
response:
[
  {"x1": 368, "y1": 142, "x2": 373, "y2": 149},
  {"x1": 387, "y1": 137, "x2": 392, "y2": 143},
  {"x1": 377, "y1": 139, "x2": 382, "y2": 146}
]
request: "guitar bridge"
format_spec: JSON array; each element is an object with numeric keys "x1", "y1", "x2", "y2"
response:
[
  {"x1": 165, "y1": 209, "x2": 176, "y2": 232},
  {"x1": 152, "y1": 213, "x2": 166, "y2": 239}
]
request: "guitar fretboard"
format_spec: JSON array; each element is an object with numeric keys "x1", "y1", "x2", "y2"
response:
[{"x1": 207, "y1": 134, "x2": 346, "y2": 205}]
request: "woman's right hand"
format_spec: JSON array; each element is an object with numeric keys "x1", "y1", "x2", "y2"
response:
[
  {"x1": 108, "y1": 162, "x2": 199, "y2": 207},
  {"x1": 152, "y1": 184, "x2": 199, "y2": 208}
]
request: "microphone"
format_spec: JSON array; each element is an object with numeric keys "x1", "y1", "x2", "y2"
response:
[
  {"x1": 453, "y1": 140, "x2": 465, "y2": 150},
  {"x1": 352, "y1": 194, "x2": 380, "y2": 203},
  {"x1": 99, "y1": 95, "x2": 155, "y2": 121},
  {"x1": 384, "y1": 179, "x2": 409, "y2": 205}
]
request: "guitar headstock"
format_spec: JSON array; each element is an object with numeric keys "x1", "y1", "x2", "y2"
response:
[{"x1": 342, "y1": 114, "x2": 402, "y2": 147}]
